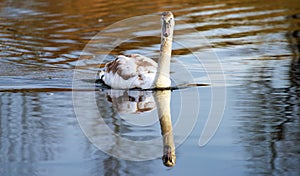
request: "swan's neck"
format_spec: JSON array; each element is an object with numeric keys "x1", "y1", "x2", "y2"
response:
[
  {"x1": 154, "y1": 90, "x2": 176, "y2": 167},
  {"x1": 155, "y1": 36, "x2": 173, "y2": 88}
]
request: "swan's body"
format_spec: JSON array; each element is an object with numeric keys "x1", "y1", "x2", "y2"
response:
[
  {"x1": 99, "y1": 54, "x2": 157, "y2": 89},
  {"x1": 99, "y1": 12, "x2": 175, "y2": 89}
]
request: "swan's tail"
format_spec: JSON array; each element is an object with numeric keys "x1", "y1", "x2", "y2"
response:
[
  {"x1": 98, "y1": 70, "x2": 105, "y2": 80},
  {"x1": 95, "y1": 70, "x2": 106, "y2": 85}
]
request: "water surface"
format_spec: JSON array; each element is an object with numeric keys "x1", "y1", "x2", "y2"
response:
[{"x1": 1, "y1": 0, "x2": 300, "y2": 175}]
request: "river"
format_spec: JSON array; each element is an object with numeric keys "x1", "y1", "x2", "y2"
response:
[{"x1": 0, "y1": 0, "x2": 300, "y2": 175}]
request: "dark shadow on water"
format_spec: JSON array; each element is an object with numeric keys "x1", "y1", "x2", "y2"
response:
[
  {"x1": 235, "y1": 11, "x2": 300, "y2": 176},
  {"x1": 95, "y1": 78, "x2": 210, "y2": 91}
]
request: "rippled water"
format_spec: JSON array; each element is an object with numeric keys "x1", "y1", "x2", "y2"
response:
[{"x1": 1, "y1": 0, "x2": 300, "y2": 175}]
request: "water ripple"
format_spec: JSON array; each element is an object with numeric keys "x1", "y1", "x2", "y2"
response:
[{"x1": 1, "y1": 0, "x2": 300, "y2": 175}]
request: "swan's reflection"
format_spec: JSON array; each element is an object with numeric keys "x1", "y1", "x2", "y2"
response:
[
  {"x1": 98, "y1": 88, "x2": 176, "y2": 167},
  {"x1": 154, "y1": 90, "x2": 176, "y2": 167},
  {"x1": 104, "y1": 89, "x2": 156, "y2": 114}
]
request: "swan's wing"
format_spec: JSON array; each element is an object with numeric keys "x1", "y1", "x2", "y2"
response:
[
  {"x1": 106, "y1": 54, "x2": 157, "y2": 80},
  {"x1": 103, "y1": 54, "x2": 157, "y2": 89}
]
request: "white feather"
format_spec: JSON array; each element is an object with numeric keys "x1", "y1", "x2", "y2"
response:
[{"x1": 100, "y1": 54, "x2": 157, "y2": 89}]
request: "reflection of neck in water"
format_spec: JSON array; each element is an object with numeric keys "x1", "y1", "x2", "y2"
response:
[{"x1": 154, "y1": 90, "x2": 176, "y2": 167}]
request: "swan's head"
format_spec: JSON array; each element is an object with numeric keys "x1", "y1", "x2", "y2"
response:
[
  {"x1": 162, "y1": 145, "x2": 176, "y2": 167},
  {"x1": 161, "y1": 11, "x2": 175, "y2": 38}
]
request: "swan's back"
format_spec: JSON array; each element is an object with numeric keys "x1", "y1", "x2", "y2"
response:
[{"x1": 100, "y1": 54, "x2": 157, "y2": 89}]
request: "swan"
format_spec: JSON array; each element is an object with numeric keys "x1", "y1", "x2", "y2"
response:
[{"x1": 99, "y1": 12, "x2": 175, "y2": 89}]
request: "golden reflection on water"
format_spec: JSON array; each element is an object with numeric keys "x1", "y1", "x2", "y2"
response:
[{"x1": 0, "y1": 0, "x2": 299, "y2": 70}]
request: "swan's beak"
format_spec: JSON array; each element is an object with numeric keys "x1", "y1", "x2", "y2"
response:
[
  {"x1": 162, "y1": 145, "x2": 176, "y2": 167},
  {"x1": 163, "y1": 24, "x2": 170, "y2": 37}
]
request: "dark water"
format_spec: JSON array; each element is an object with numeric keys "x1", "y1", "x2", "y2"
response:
[{"x1": 1, "y1": 0, "x2": 300, "y2": 175}]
